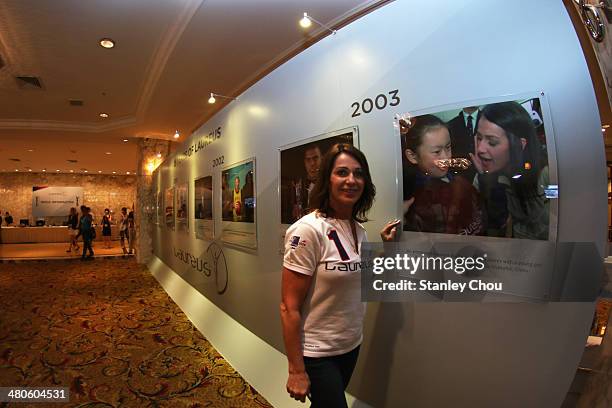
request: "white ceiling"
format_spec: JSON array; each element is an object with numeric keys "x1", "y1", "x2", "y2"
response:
[{"x1": 0, "y1": 0, "x2": 386, "y2": 174}]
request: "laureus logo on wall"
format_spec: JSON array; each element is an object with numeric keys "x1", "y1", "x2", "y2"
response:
[{"x1": 173, "y1": 242, "x2": 228, "y2": 294}]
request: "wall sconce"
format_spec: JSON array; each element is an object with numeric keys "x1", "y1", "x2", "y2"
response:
[
  {"x1": 299, "y1": 12, "x2": 337, "y2": 35},
  {"x1": 208, "y1": 92, "x2": 237, "y2": 104}
]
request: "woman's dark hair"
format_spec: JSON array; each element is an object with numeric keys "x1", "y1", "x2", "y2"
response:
[
  {"x1": 480, "y1": 101, "x2": 543, "y2": 209},
  {"x1": 308, "y1": 144, "x2": 375, "y2": 222},
  {"x1": 403, "y1": 114, "x2": 448, "y2": 154}
]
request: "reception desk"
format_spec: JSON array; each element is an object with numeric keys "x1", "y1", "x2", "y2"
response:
[{"x1": 0, "y1": 225, "x2": 121, "y2": 244}]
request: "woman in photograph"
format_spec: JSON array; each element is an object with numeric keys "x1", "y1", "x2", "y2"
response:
[
  {"x1": 402, "y1": 114, "x2": 483, "y2": 235},
  {"x1": 469, "y1": 101, "x2": 549, "y2": 240},
  {"x1": 280, "y1": 144, "x2": 397, "y2": 407}
]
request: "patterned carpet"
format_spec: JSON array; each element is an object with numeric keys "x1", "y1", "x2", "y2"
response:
[{"x1": 0, "y1": 258, "x2": 272, "y2": 408}]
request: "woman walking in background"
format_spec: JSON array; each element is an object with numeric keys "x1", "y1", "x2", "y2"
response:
[{"x1": 66, "y1": 207, "x2": 79, "y2": 252}]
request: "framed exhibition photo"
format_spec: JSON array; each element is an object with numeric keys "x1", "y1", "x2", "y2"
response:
[
  {"x1": 165, "y1": 186, "x2": 175, "y2": 230},
  {"x1": 277, "y1": 127, "x2": 358, "y2": 252},
  {"x1": 194, "y1": 175, "x2": 214, "y2": 240},
  {"x1": 395, "y1": 93, "x2": 557, "y2": 241},
  {"x1": 176, "y1": 183, "x2": 188, "y2": 232},
  {"x1": 220, "y1": 158, "x2": 256, "y2": 249},
  {"x1": 279, "y1": 127, "x2": 357, "y2": 225}
]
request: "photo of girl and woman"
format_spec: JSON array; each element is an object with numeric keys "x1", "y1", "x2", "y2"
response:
[{"x1": 399, "y1": 98, "x2": 551, "y2": 240}]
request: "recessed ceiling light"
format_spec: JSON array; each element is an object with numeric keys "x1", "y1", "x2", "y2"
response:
[
  {"x1": 126, "y1": 171, "x2": 130, "y2": 174},
  {"x1": 156, "y1": 153, "x2": 162, "y2": 158},
  {"x1": 42, "y1": 169, "x2": 46, "y2": 172},
  {"x1": 98, "y1": 170, "x2": 102, "y2": 173},
  {"x1": 105, "y1": 152, "x2": 112, "y2": 155},
  {"x1": 84, "y1": 170, "x2": 88, "y2": 173},
  {"x1": 70, "y1": 170, "x2": 74, "y2": 173},
  {"x1": 123, "y1": 139, "x2": 128, "y2": 142},
  {"x1": 112, "y1": 171, "x2": 116, "y2": 174},
  {"x1": 99, "y1": 38, "x2": 115, "y2": 49},
  {"x1": 56, "y1": 169, "x2": 60, "y2": 172},
  {"x1": 28, "y1": 169, "x2": 32, "y2": 172},
  {"x1": 15, "y1": 169, "x2": 18, "y2": 172},
  {"x1": 174, "y1": 130, "x2": 180, "y2": 139},
  {"x1": 99, "y1": 113, "x2": 109, "y2": 118}
]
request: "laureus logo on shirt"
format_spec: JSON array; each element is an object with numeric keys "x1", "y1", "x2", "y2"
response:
[
  {"x1": 324, "y1": 258, "x2": 373, "y2": 272},
  {"x1": 290, "y1": 236, "x2": 307, "y2": 249}
]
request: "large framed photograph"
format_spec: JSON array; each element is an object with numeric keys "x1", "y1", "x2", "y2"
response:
[
  {"x1": 194, "y1": 175, "x2": 214, "y2": 240},
  {"x1": 176, "y1": 183, "x2": 188, "y2": 232},
  {"x1": 279, "y1": 127, "x2": 357, "y2": 225},
  {"x1": 220, "y1": 158, "x2": 256, "y2": 249},
  {"x1": 165, "y1": 186, "x2": 175, "y2": 230},
  {"x1": 396, "y1": 94, "x2": 557, "y2": 241}
]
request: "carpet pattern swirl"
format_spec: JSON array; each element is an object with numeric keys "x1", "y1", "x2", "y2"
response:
[{"x1": 0, "y1": 258, "x2": 272, "y2": 408}]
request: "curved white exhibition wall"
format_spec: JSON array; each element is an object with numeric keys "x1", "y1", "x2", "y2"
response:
[{"x1": 150, "y1": 0, "x2": 606, "y2": 407}]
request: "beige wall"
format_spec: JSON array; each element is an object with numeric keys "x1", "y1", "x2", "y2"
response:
[{"x1": 0, "y1": 172, "x2": 136, "y2": 225}]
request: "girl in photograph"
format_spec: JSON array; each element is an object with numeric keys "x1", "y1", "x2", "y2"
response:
[
  {"x1": 281, "y1": 144, "x2": 393, "y2": 407},
  {"x1": 470, "y1": 101, "x2": 549, "y2": 239},
  {"x1": 402, "y1": 114, "x2": 483, "y2": 235}
]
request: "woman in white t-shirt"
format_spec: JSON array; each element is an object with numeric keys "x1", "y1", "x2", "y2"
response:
[{"x1": 280, "y1": 144, "x2": 399, "y2": 407}]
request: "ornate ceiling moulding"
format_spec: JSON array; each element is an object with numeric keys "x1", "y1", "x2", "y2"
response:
[
  {"x1": 135, "y1": 0, "x2": 204, "y2": 118},
  {"x1": 0, "y1": 117, "x2": 137, "y2": 132}
]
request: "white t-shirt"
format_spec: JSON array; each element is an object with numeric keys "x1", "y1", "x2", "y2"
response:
[{"x1": 283, "y1": 211, "x2": 367, "y2": 357}]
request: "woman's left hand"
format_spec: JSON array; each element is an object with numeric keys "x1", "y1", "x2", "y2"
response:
[{"x1": 380, "y1": 219, "x2": 401, "y2": 242}]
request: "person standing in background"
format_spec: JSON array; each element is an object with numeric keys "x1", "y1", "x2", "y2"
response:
[
  {"x1": 127, "y1": 210, "x2": 136, "y2": 255},
  {"x1": 78, "y1": 207, "x2": 94, "y2": 260},
  {"x1": 66, "y1": 207, "x2": 80, "y2": 252},
  {"x1": 101, "y1": 208, "x2": 112, "y2": 249},
  {"x1": 4, "y1": 212, "x2": 13, "y2": 226},
  {"x1": 119, "y1": 207, "x2": 129, "y2": 255}
]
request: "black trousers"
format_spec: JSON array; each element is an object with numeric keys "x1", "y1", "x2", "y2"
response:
[
  {"x1": 82, "y1": 237, "x2": 94, "y2": 257},
  {"x1": 303, "y1": 345, "x2": 360, "y2": 408}
]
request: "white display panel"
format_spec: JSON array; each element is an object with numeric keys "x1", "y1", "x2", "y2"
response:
[
  {"x1": 32, "y1": 186, "x2": 83, "y2": 217},
  {"x1": 151, "y1": 1, "x2": 605, "y2": 406}
]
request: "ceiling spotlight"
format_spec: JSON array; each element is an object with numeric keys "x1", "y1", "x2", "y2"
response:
[
  {"x1": 174, "y1": 130, "x2": 180, "y2": 139},
  {"x1": 299, "y1": 12, "x2": 336, "y2": 34},
  {"x1": 84, "y1": 170, "x2": 88, "y2": 173},
  {"x1": 70, "y1": 170, "x2": 74, "y2": 173},
  {"x1": 112, "y1": 171, "x2": 116, "y2": 174},
  {"x1": 15, "y1": 169, "x2": 18, "y2": 172},
  {"x1": 123, "y1": 139, "x2": 128, "y2": 142},
  {"x1": 56, "y1": 169, "x2": 60, "y2": 172},
  {"x1": 99, "y1": 38, "x2": 115, "y2": 49},
  {"x1": 126, "y1": 171, "x2": 130, "y2": 175},
  {"x1": 156, "y1": 153, "x2": 162, "y2": 158},
  {"x1": 98, "y1": 170, "x2": 102, "y2": 173},
  {"x1": 42, "y1": 169, "x2": 46, "y2": 172},
  {"x1": 27, "y1": 149, "x2": 34, "y2": 152},
  {"x1": 105, "y1": 152, "x2": 112, "y2": 155},
  {"x1": 28, "y1": 169, "x2": 32, "y2": 172},
  {"x1": 208, "y1": 93, "x2": 216, "y2": 104},
  {"x1": 99, "y1": 113, "x2": 109, "y2": 118}
]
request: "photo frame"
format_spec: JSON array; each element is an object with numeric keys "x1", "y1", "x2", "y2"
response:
[
  {"x1": 220, "y1": 158, "x2": 257, "y2": 249},
  {"x1": 194, "y1": 175, "x2": 214, "y2": 240}
]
